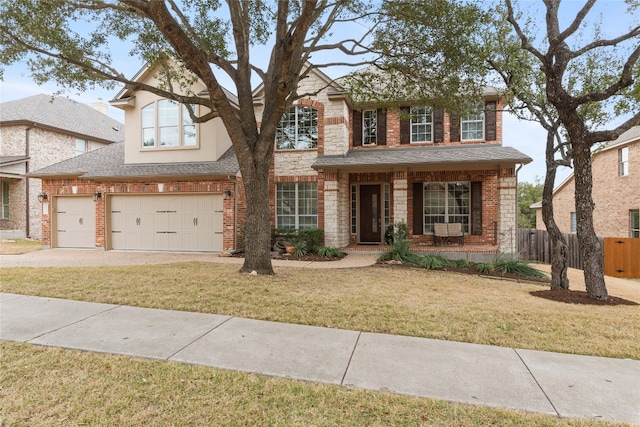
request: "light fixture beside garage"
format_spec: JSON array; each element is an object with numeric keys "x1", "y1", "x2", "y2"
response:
[
  {"x1": 223, "y1": 189, "x2": 233, "y2": 199},
  {"x1": 92, "y1": 191, "x2": 102, "y2": 202},
  {"x1": 37, "y1": 192, "x2": 48, "y2": 203}
]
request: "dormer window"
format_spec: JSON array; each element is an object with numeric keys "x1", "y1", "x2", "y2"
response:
[
  {"x1": 276, "y1": 105, "x2": 318, "y2": 150},
  {"x1": 141, "y1": 100, "x2": 197, "y2": 149}
]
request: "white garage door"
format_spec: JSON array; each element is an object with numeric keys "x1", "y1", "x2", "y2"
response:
[
  {"x1": 55, "y1": 196, "x2": 96, "y2": 248},
  {"x1": 110, "y1": 194, "x2": 223, "y2": 252}
]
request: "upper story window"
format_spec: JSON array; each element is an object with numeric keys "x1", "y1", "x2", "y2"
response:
[
  {"x1": 410, "y1": 106, "x2": 433, "y2": 143},
  {"x1": 619, "y1": 147, "x2": 629, "y2": 176},
  {"x1": 461, "y1": 103, "x2": 484, "y2": 141},
  {"x1": 75, "y1": 139, "x2": 88, "y2": 156},
  {"x1": 141, "y1": 100, "x2": 196, "y2": 149},
  {"x1": 276, "y1": 106, "x2": 318, "y2": 150},
  {"x1": 362, "y1": 109, "x2": 377, "y2": 145}
]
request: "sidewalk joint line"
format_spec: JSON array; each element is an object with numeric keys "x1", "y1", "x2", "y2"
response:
[
  {"x1": 166, "y1": 315, "x2": 235, "y2": 360},
  {"x1": 340, "y1": 331, "x2": 362, "y2": 386},
  {"x1": 513, "y1": 348, "x2": 561, "y2": 418}
]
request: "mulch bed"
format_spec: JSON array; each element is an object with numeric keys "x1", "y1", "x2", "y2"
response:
[{"x1": 530, "y1": 289, "x2": 638, "y2": 306}]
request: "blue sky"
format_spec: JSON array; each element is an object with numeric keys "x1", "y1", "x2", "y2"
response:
[{"x1": 1, "y1": 1, "x2": 636, "y2": 186}]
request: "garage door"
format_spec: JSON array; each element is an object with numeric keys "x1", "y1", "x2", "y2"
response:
[
  {"x1": 110, "y1": 194, "x2": 223, "y2": 252},
  {"x1": 55, "y1": 196, "x2": 96, "y2": 248}
]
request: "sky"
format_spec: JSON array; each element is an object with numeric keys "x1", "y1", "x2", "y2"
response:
[{"x1": 1, "y1": 1, "x2": 636, "y2": 187}]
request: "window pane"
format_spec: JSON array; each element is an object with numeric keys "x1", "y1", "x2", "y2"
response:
[
  {"x1": 363, "y1": 109, "x2": 377, "y2": 145},
  {"x1": 461, "y1": 104, "x2": 484, "y2": 140},
  {"x1": 411, "y1": 106, "x2": 432, "y2": 143},
  {"x1": 182, "y1": 105, "x2": 197, "y2": 146},
  {"x1": 424, "y1": 181, "x2": 470, "y2": 233},
  {"x1": 620, "y1": 147, "x2": 629, "y2": 176},
  {"x1": 276, "y1": 106, "x2": 318, "y2": 150},
  {"x1": 158, "y1": 100, "x2": 179, "y2": 146},
  {"x1": 1, "y1": 181, "x2": 9, "y2": 219},
  {"x1": 276, "y1": 182, "x2": 317, "y2": 229},
  {"x1": 631, "y1": 209, "x2": 639, "y2": 238},
  {"x1": 141, "y1": 104, "x2": 155, "y2": 147}
]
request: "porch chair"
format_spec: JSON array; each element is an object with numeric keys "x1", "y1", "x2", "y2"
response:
[
  {"x1": 433, "y1": 223, "x2": 449, "y2": 246},
  {"x1": 447, "y1": 223, "x2": 464, "y2": 246}
]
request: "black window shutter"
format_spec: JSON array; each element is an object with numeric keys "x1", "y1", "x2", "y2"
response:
[
  {"x1": 434, "y1": 109, "x2": 444, "y2": 143},
  {"x1": 377, "y1": 108, "x2": 387, "y2": 145},
  {"x1": 353, "y1": 111, "x2": 362, "y2": 147},
  {"x1": 485, "y1": 101, "x2": 497, "y2": 141},
  {"x1": 471, "y1": 181, "x2": 482, "y2": 235},
  {"x1": 413, "y1": 182, "x2": 424, "y2": 235},
  {"x1": 400, "y1": 106, "x2": 410, "y2": 144},
  {"x1": 449, "y1": 112, "x2": 460, "y2": 142}
]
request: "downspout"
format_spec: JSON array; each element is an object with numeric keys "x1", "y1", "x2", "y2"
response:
[{"x1": 25, "y1": 127, "x2": 31, "y2": 238}]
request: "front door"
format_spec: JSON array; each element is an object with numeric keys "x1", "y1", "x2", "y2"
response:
[{"x1": 359, "y1": 184, "x2": 381, "y2": 243}]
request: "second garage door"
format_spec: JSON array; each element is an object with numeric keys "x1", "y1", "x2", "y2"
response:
[
  {"x1": 55, "y1": 196, "x2": 96, "y2": 248},
  {"x1": 110, "y1": 194, "x2": 223, "y2": 252}
]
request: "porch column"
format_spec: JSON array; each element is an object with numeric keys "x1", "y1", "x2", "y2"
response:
[
  {"x1": 323, "y1": 171, "x2": 350, "y2": 247},
  {"x1": 498, "y1": 174, "x2": 517, "y2": 256},
  {"x1": 393, "y1": 171, "x2": 408, "y2": 225}
]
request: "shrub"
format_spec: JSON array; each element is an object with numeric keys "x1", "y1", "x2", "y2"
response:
[
  {"x1": 494, "y1": 257, "x2": 547, "y2": 279},
  {"x1": 451, "y1": 258, "x2": 470, "y2": 268},
  {"x1": 272, "y1": 228, "x2": 323, "y2": 252},
  {"x1": 419, "y1": 254, "x2": 451, "y2": 270},
  {"x1": 293, "y1": 241, "x2": 308, "y2": 257},
  {"x1": 378, "y1": 221, "x2": 419, "y2": 264},
  {"x1": 476, "y1": 263, "x2": 495, "y2": 274},
  {"x1": 317, "y1": 246, "x2": 344, "y2": 258}
]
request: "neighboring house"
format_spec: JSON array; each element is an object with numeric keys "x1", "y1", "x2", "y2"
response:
[
  {"x1": 533, "y1": 126, "x2": 640, "y2": 238},
  {"x1": 1, "y1": 95, "x2": 123, "y2": 239},
  {"x1": 30, "y1": 65, "x2": 531, "y2": 258}
]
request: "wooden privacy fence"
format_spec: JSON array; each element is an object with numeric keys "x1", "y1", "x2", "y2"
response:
[{"x1": 518, "y1": 229, "x2": 639, "y2": 278}]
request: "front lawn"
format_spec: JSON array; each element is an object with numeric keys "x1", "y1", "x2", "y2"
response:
[{"x1": 2, "y1": 263, "x2": 638, "y2": 359}]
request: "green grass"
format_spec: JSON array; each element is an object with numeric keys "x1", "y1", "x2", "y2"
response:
[{"x1": 0, "y1": 238, "x2": 41, "y2": 255}]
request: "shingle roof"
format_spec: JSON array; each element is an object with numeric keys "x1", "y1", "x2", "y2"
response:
[
  {"x1": 29, "y1": 142, "x2": 240, "y2": 180},
  {"x1": 312, "y1": 145, "x2": 532, "y2": 169},
  {"x1": 0, "y1": 156, "x2": 29, "y2": 165},
  {"x1": 0, "y1": 94, "x2": 124, "y2": 143}
]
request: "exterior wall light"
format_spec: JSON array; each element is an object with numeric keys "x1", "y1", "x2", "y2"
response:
[
  {"x1": 93, "y1": 191, "x2": 102, "y2": 202},
  {"x1": 37, "y1": 192, "x2": 48, "y2": 203}
]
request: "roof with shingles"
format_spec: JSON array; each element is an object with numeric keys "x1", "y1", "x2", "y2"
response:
[
  {"x1": 0, "y1": 94, "x2": 124, "y2": 143},
  {"x1": 312, "y1": 145, "x2": 532, "y2": 169},
  {"x1": 29, "y1": 142, "x2": 240, "y2": 180}
]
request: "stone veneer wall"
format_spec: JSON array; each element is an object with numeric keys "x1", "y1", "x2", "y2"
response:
[
  {"x1": 497, "y1": 172, "x2": 518, "y2": 256},
  {"x1": 1, "y1": 125, "x2": 107, "y2": 239}
]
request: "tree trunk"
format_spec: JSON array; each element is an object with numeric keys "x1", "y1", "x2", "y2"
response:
[
  {"x1": 572, "y1": 139, "x2": 608, "y2": 299},
  {"x1": 542, "y1": 130, "x2": 569, "y2": 290},
  {"x1": 239, "y1": 159, "x2": 275, "y2": 275}
]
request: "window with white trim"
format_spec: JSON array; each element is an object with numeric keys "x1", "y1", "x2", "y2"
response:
[
  {"x1": 410, "y1": 106, "x2": 433, "y2": 143},
  {"x1": 276, "y1": 106, "x2": 318, "y2": 150},
  {"x1": 461, "y1": 103, "x2": 484, "y2": 141},
  {"x1": 619, "y1": 147, "x2": 629, "y2": 176},
  {"x1": 141, "y1": 100, "x2": 196, "y2": 148},
  {"x1": 570, "y1": 212, "x2": 577, "y2": 233},
  {"x1": 276, "y1": 182, "x2": 318, "y2": 229},
  {"x1": 631, "y1": 209, "x2": 639, "y2": 238},
  {"x1": 1, "y1": 180, "x2": 9, "y2": 219},
  {"x1": 75, "y1": 139, "x2": 88, "y2": 156},
  {"x1": 423, "y1": 182, "x2": 470, "y2": 234},
  {"x1": 362, "y1": 109, "x2": 377, "y2": 145}
]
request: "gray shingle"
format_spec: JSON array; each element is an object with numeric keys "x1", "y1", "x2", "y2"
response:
[
  {"x1": 312, "y1": 145, "x2": 532, "y2": 169},
  {"x1": 1, "y1": 94, "x2": 124, "y2": 143},
  {"x1": 29, "y1": 142, "x2": 240, "y2": 180}
]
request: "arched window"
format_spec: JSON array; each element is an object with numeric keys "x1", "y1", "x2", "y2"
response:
[
  {"x1": 276, "y1": 106, "x2": 318, "y2": 150},
  {"x1": 141, "y1": 100, "x2": 196, "y2": 148}
]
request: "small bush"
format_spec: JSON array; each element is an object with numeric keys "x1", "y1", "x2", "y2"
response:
[
  {"x1": 293, "y1": 241, "x2": 308, "y2": 257},
  {"x1": 476, "y1": 263, "x2": 495, "y2": 274},
  {"x1": 420, "y1": 254, "x2": 451, "y2": 270},
  {"x1": 451, "y1": 258, "x2": 471, "y2": 268},
  {"x1": 494, "y1": 258, "x2": 547, "y2": 279},
  {"x1": 317, "y1": 246, "x2": 344, "y2": 258},
  {"x1": 379, "y1": 221, "x2": 419, "y2": 264},
  {"x1": 272, "y1": 228, "x2": 324, "y2": 252}
]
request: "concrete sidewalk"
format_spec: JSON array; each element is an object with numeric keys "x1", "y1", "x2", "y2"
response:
[{"x1": 2, "y1": 292, "x2": 638, "y2": 424}]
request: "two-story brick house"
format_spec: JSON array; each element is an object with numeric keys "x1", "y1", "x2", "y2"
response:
[
  {"x1": 31, "y1": 66, "x2": 531, "y2": 258},
  {"x1": 534, "y1": 126, "x2": 640, "y2": 237},
  {"x1": 1, "y1": 95, "x2": 123, "y2": 239}
]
